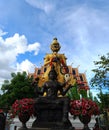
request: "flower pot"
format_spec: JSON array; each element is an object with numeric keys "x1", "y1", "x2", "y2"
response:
[
  {"x1": 79, "y1": 115, "x2": 91, "y2": 130},
  {"x1": 18, "y1": 112, "x2": 30, "y2": 130}
]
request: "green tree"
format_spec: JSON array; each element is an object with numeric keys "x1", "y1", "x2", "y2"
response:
[
  {"x1": 66, "y1": 84, "x2": 80, "y2": 100},
  {"x1": 97, "y1": 90, "x2": 109, "y2": 110},
  {"x1": 88, "y1": 91, "x2": 93, "y2": 100},
  {"x1": 0, "y1": 71, "x2": 35, "y2": 108},
  {"x1": 66, "y1": 84, "x2": 94, "y2": 100},
  {"x1": 90, "y1": 53, "x2": 109, "y2": 90},
  {"x1": 90, "y1": 53, "x2": 109, "y2": 127},
  {"x1": 79, "y1": 89, "x2": 87, "y2": 99}
]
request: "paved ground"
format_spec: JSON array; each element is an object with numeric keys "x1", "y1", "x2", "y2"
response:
[{"x1": 9, "y1": 116, "x2": 96, "y2": 130}]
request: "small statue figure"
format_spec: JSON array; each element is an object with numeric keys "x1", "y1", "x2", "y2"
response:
[{"x1": 33, "y1": 65, "x2": 72, "y2": 123}]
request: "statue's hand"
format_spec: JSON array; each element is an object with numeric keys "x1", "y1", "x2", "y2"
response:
[{"x1": 52, "y1": 57, "x2": 60, "y2": 62}]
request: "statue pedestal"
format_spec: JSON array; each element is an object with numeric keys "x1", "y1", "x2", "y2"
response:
[
  {"x1": 29, "y1": 128, "x2": 50, "y2": 130},
  {"x1": 29, "y1": 128, "x2": 75, "y2": 130},
  {"x1": 31, "y1": 98, "x2": 75, "y2": 130}
]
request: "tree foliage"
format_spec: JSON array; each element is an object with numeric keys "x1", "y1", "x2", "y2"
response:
[
  {"x1": 0, "y1": 71, "x2": 35, "y2": 108},
  {"x1": 66, "y1": 84, "x2": 80, "y2": 100},
  {"x1": 66, "y1": 84, "x2": 93, "y2": 100},
  {"x1": 90, "y1": 53, "x2": 109, "y2": 89},
  {"x1": 97, "y1": 90, "x2": 109, "y2": 110}
]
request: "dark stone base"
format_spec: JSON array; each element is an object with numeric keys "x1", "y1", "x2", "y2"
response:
[
  {"x1": 18, "y1": 127, "x2": 28, "y2": 130},
  {"x1": 33, "y1": 98, "x2": 64, "y2": 122},
  {"x1": 29, "y1": 128, "x2": 75, "y2": 130},
  {"x1": 30, "y1": 98, "x2": 75, "y2": 130},
  {"x1": 32, "y1": 119, "x2": 74, "y2": 129},
  {"x1": 32, "y1": 115, "x2": 75, "y2": 130},
  {"x1": 29, "y1": 125, "x2": 75, "y2": 130},
  {"x1": 28, "y1": 128, "x2": 50, "y2": 130}
]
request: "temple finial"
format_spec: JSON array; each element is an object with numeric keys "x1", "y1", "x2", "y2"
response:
[{"x1": 50, "y1": 37, "x2": 61, "y2": 52}]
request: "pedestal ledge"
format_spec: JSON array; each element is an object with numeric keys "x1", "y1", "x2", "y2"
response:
[{"x1": 28, "y1": 127, "x2": 75, "y2": 130}]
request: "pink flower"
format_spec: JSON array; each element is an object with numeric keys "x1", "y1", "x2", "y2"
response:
[
  {"x1": 70, "y1": 98, "x2": 100, "y2": 117},
  {"x1": 11, "y1": 98, "x2": 35, "y2": 118},
  {"x1": 82, "y1": 109, "x2": 87, "y2": 115}
]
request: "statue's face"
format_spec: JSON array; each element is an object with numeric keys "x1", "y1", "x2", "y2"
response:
[{"x1": 51, "y1": 43, "x2": 60, "y2": 52}]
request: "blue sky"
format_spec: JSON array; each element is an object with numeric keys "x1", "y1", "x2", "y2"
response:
[{"x1": 0, "y1": 0, "x2": 109, "y2": 96}]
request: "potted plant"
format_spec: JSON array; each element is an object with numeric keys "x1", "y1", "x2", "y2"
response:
[
  {"x1": 11, "y1": 98, "x2": 35, "y2": 130},
  {"x1": 70, "y1": 98, "x2": 99, "y2": 130}
]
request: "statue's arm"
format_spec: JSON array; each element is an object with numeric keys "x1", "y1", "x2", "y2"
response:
[
  {"x1": 36, "y1": 84, "x2": 46, "y2": 96},
  {"x1": 44, "y1": 55, "x2": 51, "y2": 66},
  {"x1": 32, "y1": 78, "x2": 45, "y2": 97},
  {"x1": 33, "y1": 84, "x2": 43, "y2": 97},
  {"x1": 63, "y1": 84, "x2": 72, "y2": 95},
  {"x1": 60, "y1": 54, "x2": 67, "y2": 65},
  {"x1": 59, "y1": 83, "x2": 72, "y2": 96}
]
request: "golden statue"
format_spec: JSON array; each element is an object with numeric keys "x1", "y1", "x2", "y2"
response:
[
  {"x1": 32, "y1": 38, "x2": 76, "y2": 96},
  {"x1": 38, "y1": 38, "x2": 75, "y2": 86},
  {"x1": 43, "y1": 38, "x2": 67, "y2": 82}
]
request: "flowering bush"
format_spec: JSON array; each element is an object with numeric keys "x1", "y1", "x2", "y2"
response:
[
  {"x1": 11, "y1": 98, "x2": 35, "y2": 118},
  {"x1": 70, "y1": 98, "x2": 99, "y2": 117}
]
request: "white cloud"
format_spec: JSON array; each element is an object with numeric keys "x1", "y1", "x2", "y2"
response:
[
  {"x1": 52, "y1": 5, "x2": 109, "y2": 85},
  {"x1": 16, "y1": 59, "x2": 35, "y2": 73},
  {"x1": 0, "y1": 29, "x2": 7, "y2": 36},
  {"x1": 0, "y1": 30, "x2": 40, "y2": 81},
  {"x1": 25, "y1": 0, "x2": 54, "y2": 14},
  {"x1": 27, "y1": 43, "x2": 40, "y2": 55},
  {"x1": 0, "y1": 1, "x2": 109, "y2": 97}
]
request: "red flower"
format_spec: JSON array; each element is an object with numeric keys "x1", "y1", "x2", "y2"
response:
[
  {"x1": 70, "y1": 98, "x2": 100, "y2": 117},
  {"x1": 11, "y1": 98, "x2": 35, "y2": 118},
  {"x1": 82, "y1": 109, "x2": 87, "y2": 115}
]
